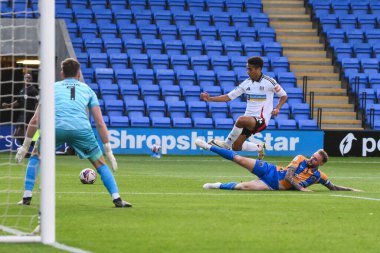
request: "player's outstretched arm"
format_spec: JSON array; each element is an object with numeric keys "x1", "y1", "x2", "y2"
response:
[
  {"x1": 285, "y1": 166, "x2": 312, "y2": 192},
  {"x1": 200, "y1": 92, "x2": 231, "y2": 102},
  {"x1": 15, "y1": 105, "x2": 40, "y2": 163},
  {"x1": 325, "y1": 183, "x2": 362, "y2": 192},
  {"x1": 91, "y1": 106, "x2": 118, "y2": 172}
]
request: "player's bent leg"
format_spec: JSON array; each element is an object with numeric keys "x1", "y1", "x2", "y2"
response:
[
  {"x1": 233, "y1": 155, "x2": 257, "y2": 173},
  {"x1": 91, "y1": 157, "x2": 132, "y2": 208},
  {"x1": 235, "y1": 180, "x2": 271, "y2": 190}
]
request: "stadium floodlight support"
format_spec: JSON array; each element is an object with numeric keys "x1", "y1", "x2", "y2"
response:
[{"x1": 0, "y1": 0, "x2": 56, "y2": 244}]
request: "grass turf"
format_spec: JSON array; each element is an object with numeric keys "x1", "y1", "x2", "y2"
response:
[{"x1": 0, "y1": 155, "x2": 380, "y2": 253}]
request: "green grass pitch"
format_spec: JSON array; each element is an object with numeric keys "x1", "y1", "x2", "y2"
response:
[{"x1": 0, "y1": 154, "x2": 380, "y2": 253}]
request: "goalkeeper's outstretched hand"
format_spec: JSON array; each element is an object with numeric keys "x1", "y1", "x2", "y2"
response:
[
  {"x1": 15, "y1": 146, "x2": 28, "y2": 163},
  {"x1": 104, "y1": 142, "x2": 118, "y2": 172},
  {"x1": 15, "y1": 137, "x2": 33, "y2": 164}
]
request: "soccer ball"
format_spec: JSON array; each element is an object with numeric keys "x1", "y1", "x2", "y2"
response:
[
  {"x1": 79, "y1": 168, "x2": 97, "y2": 184},
  {"x1": 151, "y1": 144, "x2": 161, "y2": 153}
]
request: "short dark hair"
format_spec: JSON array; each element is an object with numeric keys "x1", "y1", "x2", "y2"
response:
[
  {"x1": 317, "y1": 149, "x2": 329, "y2": 164},
  {"x1": 247, "y1": 56, "x2": 263, "y2": 69},
  {"x1": 61, "y1": 58, "x2": 80, "y2": 78}
]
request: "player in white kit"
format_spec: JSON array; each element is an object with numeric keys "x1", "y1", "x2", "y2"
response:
[{"x1": 200, "y1": 56, "x2": 288, "y2": 159}]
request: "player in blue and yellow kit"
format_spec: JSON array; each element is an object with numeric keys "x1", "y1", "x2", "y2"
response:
[
  {"x1": 15, "y1": 58, "x2": 131, "y2": 207},
  {"x1": 195, "y1": 139, "x2": 360, "y2": 192}
]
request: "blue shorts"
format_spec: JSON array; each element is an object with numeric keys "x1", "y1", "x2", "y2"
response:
[
  {"x1": 55, "y1": 128, "x2": 102, "y2": 161},
  {"x1": 252, "y1": 160, "x2": 279, "y2": 190}
]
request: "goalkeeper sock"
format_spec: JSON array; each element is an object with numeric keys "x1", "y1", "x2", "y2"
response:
[
  {"x1": 97, "y1": 164, "x2": 119, "y2": 199},
  {"x1": 24, "y1": 156, "x2": 40, "y2": 195},
  {"x1": 220, "y1": 182, "x2": 237, "y2": 190},
  {"x1": 210, "y1": 146, "x2": 238, "y2": 161}
]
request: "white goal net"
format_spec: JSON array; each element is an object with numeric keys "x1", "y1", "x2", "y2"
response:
[{"x1": 0, "y1": 0, "x2": 55, "y2": 244}]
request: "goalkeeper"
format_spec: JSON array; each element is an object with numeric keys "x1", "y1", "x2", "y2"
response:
[{"x1": 16, "y1": 58, "x2": 131, "y2": 208}]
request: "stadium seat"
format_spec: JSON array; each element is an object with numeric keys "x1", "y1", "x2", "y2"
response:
[
  {"x1": 119, "y1": 24, "x2": 138, "y2": 39},
  {"x1": 252, "y1": 13, "x2": 269, "y2": 28},
  {"x1": 134, "y1": 10, "x2": 152, "y2": 26},
  {"x1": 90, "y1": 53, "x2": 108, "y2": 69},
  {"x1": 238, "y1": 27, "x2": 257, "y2": 43},
  {"x1": 130, "y1": 117, "x2": 150, "y2": 127},
  {"x1": 339, "y1": 15, "x2": 357, "y2": 30},
  {"x1": 231, "y1": 56, "x2": 248, "y2": 71},
  {"x1": 146, "y1": 100, "x2": 166, "y2": 117},
  {"x1": 218, "y1": 26, "x2": 237, "y2": 42},
  {"x1": 243, "y1": 41, "x2": 263, "y2": 56},
  {"x1": 115, "y1": 69, "x2": 134, "y2": 85},
  {"x1": 358, "y1": 14, "x2": 377, "y2": 29},
  {"x1": 320, "y1": 15, "x2": 339, "y2": 34},
  {"x1": 149, "y1": 0, "x2": 167, "y2": 11},
  {"x1": 124, "y1": 39, "x2": 143, "y2": 55},
  {"x1": 271, "y1": 57, "x2": 289, "y2": 73},
  {"x1": 129, "y1": 0, "x2": 146, "y2": 12},
  {"x1": 266, "y1": 119, "x2": 277, "y2": 129},
  {"x1": 135, "y1": 69, "x2": 155, "y2": 85},
  {"x1": 145, "y1": 39, "x2": 163, "y2": 55},
  {"x1": 229, "y1": 101, "x2": 246, "y2": 120},
  {"x1": 184, "y1": 40, "x2": 204, "y2": 56},
  {"x1": 165, "y1": 40, "x2": 183, "y2": 56},
  {"x1": 245, "y1": 0, "x2": 263, "y2": 13},
  {"x1": 179, "y1": 26, "x2": 198, "y2": 42},
  {"x1": 217, "y1": 71, "x2": 236, "y2": 86},
  {"x1": 297, "y1": 119, "x2": 319, "y2": 130},
  {"x1": 124, "y1": 99, "x2": 145, "y2": 115},
  {"x1": 99, "y1": 23, "x2": 118, "y2": 38},
  {"x1": 171, "y1": 55, "x2": 190, "y2": 70},
  {"x1": 161, "y1": 85, "x2": 181, "y2": 102},
  {"x1": 353, "y1": 43, "x2": 372, "y2": 60},
  {"x1": 139, "y1": 25, "x2": 158, "y2": 40},
  {"x1": 333, "y1": 42, "x2": 353, "y2": 64},
  {"x1": 104, "y1": 99, "x2": 124, "y2": 116},
  {"x1": 84, "y1": 38, "x2": 103, "y2": 53},
  {"x1": 212, "y1": 12, "x2": 231, "y2": 27},
  {"x1": 167, "y1": 100, "x2": 187, "y2": 118},
  {"x1": 172, "y1": 117, "x2": 193, "y2": 128},
  {"x1": 277, "y1": 72, "x2": 297, "y2": 88},
  {"x1": 159, "y1": 26, "x2": 178, "y2": 42},
  {"x1": 150, "y1": 54, "x2": 170, "y2": 70},
  {"x1": 114, "y1": 10, "x2": 133, "y2": 25},
  {"x1": 173, "y1": 10, "x2": 192, "y2": 25},
  {"x1": 177, "y1": 70, "x2": 196, "y2": 86},
  {"x1": 205, "y1": 41, "x2": 224, "y2": 56},
  {"x1": 193, "y1": 12, "x2": 211, "y2": 27},
  {"x1": 342, "y1": 58, "x2": 360, "y2": 75},
  {"x1": 151, "y1": 117, "x2": 172, "y2": 127},
  {"x1": 196, "y1": 70, "x2": 216, "y2": 87},
  {"x1": 193, "y1": 117, "x2": 214, "y2": 128},
  {"x1": 264, "y1": 42, "x2": 282, "y2": 58},
  {"x1": 104, "y1": 38, "x2": 123, "y2": 54},
  {"x1": 119, "y1": 84, "x2": 139, "y2": 97},
  {"x1": 154, "y1": 10, "x2": 172, "y2": 26},
  {"x1": 366, "y1": 30, "x2": 380, "y2": 45},
  {"x1": 168, "y1": 0, "x2": 187, "y2": 12},
  {"x1": 257, "y1": 27, "x2": 276, "y2": 43},
  {"x1": 210, "y1": 56, "x2": 230, "y2": 71},
  {"x1": 326, "y1": 29, "x2": 346, "y2": 45},
  {"x1": 82, "y1": 68, "x2": 94, "y2": 83},
  {"x1": 369, "y1": 73, "x2": 380, "y2": 90},
  {"x1": 226, "y1": 0, "x2": 245, "y2": 13},
  {"x1": 347, "y1": 73, "x2": 368, "y2": 93},
  {"x1": 191, "y1": 55, "x2": 210, "y2": 71},
  {"x1": 100, "y1": 84, "x2": 119, "y2": 100},
  {"x1": 208, "y1": 101, "x2": 228, "y2": 120},
  {"x1": 198, "y1": 26, "x2": 218, "y2": 41},
  {"x1": 109, "y1": 116, "x2": 129, "y2": 127},
  {"x1": 224, "y1": 41, "x2": 243, "y2": 57},
  {"x1": 285, "y1": 87, "x2": 304, "y2": 104},
  {"x1": 361, "y1": 58, "x2": 379, "y2": 74},
  {"x1": 182, "y1": 85, "x2": 201, "y2": 101},
  {"x1": 277, "y1": 119, "x2": 297, "y2": 130},
  {"x1": 202, "y1": 86, "x2": 222, "y2": 97},
  {"x1": 135, "y1": 86, "x2": 158, "y2": 102},
  {"x1": 95, "y1": 68, "x2": 114, "y2": 85},
  {"x1": 130, "y1": 54, "x2": 149, "y2": 70},
  {"x1": 188, "y1": 0, "x2": 206, "y2": 12},
  {"x1": 214, "y1": 118, "x2": 234, "y2": 129},
  {"x1": 188, "y1": 101, "x2": 208, "y2": 119},
  {"x1": 351, "y1": 1, "x2": 370, "y2": 15},
  {"x1": 331, "y1": 0, "x2": 350, "y2": 15},
  {"x1": 291, "y1": 103, "x2": 310, "y2": 121},
  {"x1": 156, "y1": 69, "x2": 176, "y2": 86}
]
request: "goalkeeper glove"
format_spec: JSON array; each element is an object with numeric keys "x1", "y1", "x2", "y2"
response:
[
  {"x1": 104, "y1": 142, "x2": 118, "y2": 172},
  {"x1": 15, "y1": 137, "x2": 33, "y2": 164}
]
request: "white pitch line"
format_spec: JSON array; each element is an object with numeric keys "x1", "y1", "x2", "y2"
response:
[
  {"x1": 331, "y1": 194, "x2": 380, "y2": 202},
  {"x1": 51, "y1": 242, "x2": 92, "y2": 253}
]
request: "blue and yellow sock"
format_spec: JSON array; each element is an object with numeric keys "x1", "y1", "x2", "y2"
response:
[
  {"x1": 210, "y1": 146, "x2": 238, "y2": 161},
  {"x1": 97, "y1": 164, "x2": 119, "y2": 196},
  {"x1": 24, "y1": 155, "x2": 40, "y2": 191},
  {"x1": 220, "y1": 182, "x2": 237, "y2": 190}
]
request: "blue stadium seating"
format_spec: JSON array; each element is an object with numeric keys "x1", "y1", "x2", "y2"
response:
[
  {"x1": 171, "y1": 55, "x2": 190, "y2": 70},
  {"x1": 291, "y1": 103, "x2": 311, "y2": 121},
  {"x1": 139, "y1": 25, "x2": 158, "y2": 40},
  {"x1": 154, "y1": 10, "x2": 173, "y2": 26},
  {"x1": 193, "y1": 117, "x2": 214, "y2": 128},
  {"x1": 277, "y1": 119, "x2": 297, "y2": 130},
  {"x1": 151, "y1": 117, "x2": 172, "y2": 127},
  {"x1": 109, "y1": 116, "x2": 129, "y2": 127},
  {"x1": 217, "y1": 71, "x2": 236, "y2": 86},
  {"x1": 100, "y1": 84, "x2": 119, "y2": 100},
  {"x1": 297, "y1": 119, "x2": 319, "y2": 130},
  {"x1": 172, "y1": 117, "x2": 193, "y2": 128},
  {"x1": 197, "y1": 70, "x2": 216, "y2": 87},
  {"x1": 149, "y1": 0, "x2": 167, "y2": 11},
  {"x1": 115, "y1": 69, "x2": 134, "y2": 85},
  {"x1": 105, "y1": 99, "x2": 124, "y2": 116},
  {"x1": 205, "y1": 41, "x2": 224, "y2": 56},
  {"x1": 177, "y1": 70, "x2": 196, "y2": 86},
  {"x1": 193, "y1": 12, "x2": 211, "y2": 26},
  {"x1": 188, "y1": 0, "x2": 206, "y2": 12},
  {"x1": 156, "y1": 69, "x2": 176, "y2": 86},
  {"x1": 264, "y1": 42, "x2": 283, "y2": 58},
  {"x1": 191, "y1": 55, "x2": 210, "y2": 71},
  {"x1": 184, "y1": 40, "x2": 204, "y2": 56},
  {"x1": 218, "y1": 26, "x2": 237, "y2": 42},
  {"x1": 214, "y1": 118, "x2": 234, "y2": 129},
  {"x1": 130, "y1": 54, "x2": 149, "y2": 70},
  {"x1": 211, "y1": 56, "x2": 230, "y2": 71},
  {"x1": 167, "y1": 100, "x2": 187, "y2": 118},
  {"x1": 124, "y1": 39, "x2": 143, "y2": 54},
  {"x1": 135, "y1": 69, "x2": 155, "y2": 85},
  {"x1": 96, "y1": 68, "x2": 114, "y2": 85},
  {"x1": 130, "y1": 117, "x2": 151, "y2": 127},
  {"x1": 179, "y1": 26, "x2": 198, "y2": 42},
  {"x1": 165, "y1": 40, "x2": 183, "y2": 56},
  {"x1": 238, "y1": 27, "x2": 257, "y2": 43},
  {"x1": 150, "y1": 54, "x2": 170, "y2": 70},
  {"x1": 159, "y1": 26, "x2": 178, "y2": 42},
  {"x1": 90, "y1": 53, "x2": 108, "y2": 69},
  {"x1": 244, "y1": 41, "x2": 263, "y2": 56},
  {"x1": 202, "y1": 86, "x2": 222, "y2": 97},
  {"x1": 212, "y1": 12, "x2": 231, "y2": 27},
  {"x1": 145, "y1": 39, "x2": 163, "y2": 55}
]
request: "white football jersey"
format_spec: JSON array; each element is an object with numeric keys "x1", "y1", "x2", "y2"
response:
[{"x1": 227, "y1": 74, "x2": 287, "y2": 124}]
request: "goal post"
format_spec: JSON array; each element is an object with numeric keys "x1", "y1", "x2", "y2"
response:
[{"x1": 0, "y1": 0, "x2": 55, "y2": 244}]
